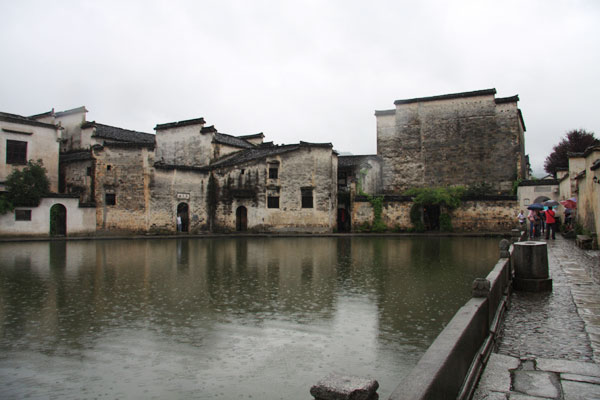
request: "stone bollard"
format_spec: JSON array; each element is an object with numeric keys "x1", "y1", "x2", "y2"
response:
[
  {"x1": 512, "y1": 241, "x2": 552, "y2": 292},
  {"x1": 310, "y1": 373, "x2": 379, "y2": 400},
  {"x1": 472, "y1": 278, "x2": 491, "y2": 298},
  {"x1": 499, "y1": 239, "x2": 510, "y2": 258}
]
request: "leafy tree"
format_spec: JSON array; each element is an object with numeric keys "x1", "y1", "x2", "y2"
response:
[
  {"x1": 544, "y1": 129, "x2": 599, "y2": 175},
  {"x1": 3, "y1": 159, "x2": 50, "y2": 210}
]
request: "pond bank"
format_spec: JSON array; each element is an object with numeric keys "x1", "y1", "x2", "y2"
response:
[{"x1": 0, "y1": 231, "x2": 513, "y2": 243}]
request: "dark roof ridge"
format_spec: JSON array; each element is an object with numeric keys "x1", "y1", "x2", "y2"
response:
[
  {"x1": 155, "y1": 117, "x2": 206, "y2": 131},
  {"x1": 374, "y1": 109, "x2": 396, "y2": 116},
  {"x1": 394, "y1": 88, "x2": 497, "y2": 105},
  {"x1": 299, "y1": 141, "x2": 333, "y2": 148},
  {"x1": 238, "y1": 133, "x2": 265, "y2": 139},
  {"x1": 29, "y1": 109, "x2": 54, "y2": 119},
  {"x1": 583, "y1": 145, "x2": 600, "y2": 158},
  {"x1": 495, "y1": 95, "x2": 519, "y2": 104},
  {"x1": 201, "y1": 125, "x2": 217, "y2": 133},
  {"x1": 0, "y1": 112, "x2": 58, "y2": 129}
]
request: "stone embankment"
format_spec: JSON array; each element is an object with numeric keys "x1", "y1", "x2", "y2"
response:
[{"x1": 473, "y1": 236, "x2": 600, "y2": 399}]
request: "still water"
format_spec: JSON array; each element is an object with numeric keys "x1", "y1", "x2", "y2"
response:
[{"x1": 0, "y1": 236, "x2": 500, "y2": 399}]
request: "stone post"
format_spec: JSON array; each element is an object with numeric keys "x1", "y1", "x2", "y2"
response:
[
  {"x1": 512, "y1": 241, "x2": 552, "y2": 292},
  {"x1": 310, "y1": 373, "x2": 379, "y2": 400}
]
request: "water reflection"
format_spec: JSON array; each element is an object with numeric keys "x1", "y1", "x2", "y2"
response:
[{"x1": 0, "y1": 236, "x2": 499, "y2": 399}]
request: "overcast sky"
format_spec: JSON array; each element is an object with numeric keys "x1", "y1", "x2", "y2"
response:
[{"x1": 1, "y1": 0, "x2": 599, "y2": 177}]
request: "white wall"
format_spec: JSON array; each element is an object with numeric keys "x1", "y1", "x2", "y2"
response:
[
  {"x1": 0, "y1": 197, "x2": 96, "y2": 237},
  {"x1": 0, "y1": 120, "x2": 61, "y2": 192}
]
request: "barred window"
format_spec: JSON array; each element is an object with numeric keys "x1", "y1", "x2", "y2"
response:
[
  {"x1": 15, "y1": 209, "x2": 31, "y2": 221},
  {"x1": 301, "y1": 188, "x2": 313, "y2": 208},
  {"x1": 6, "y1": 140, "x2": 27, "y2": 164},
  {"x1": 105, "y1": 193, "x2": 116, "y2": 206},
  {"x1": 269, "y1": 167, "x2": 278, "y2": 179},
  {"x1": 267, "y1": 195, "x2": 279, "y2": 208}
]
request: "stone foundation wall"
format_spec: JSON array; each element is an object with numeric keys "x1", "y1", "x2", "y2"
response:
[{"x1": 352, "y1": 197, "x2": 518, "y2": 232}]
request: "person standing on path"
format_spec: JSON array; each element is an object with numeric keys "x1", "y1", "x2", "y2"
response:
[{"x1": 545, "y1": 206, "x2": 557, "y2": 240}]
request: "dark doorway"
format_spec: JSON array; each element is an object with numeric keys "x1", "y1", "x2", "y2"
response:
[
  {"x1": 236, "y1": 206, "x2": 247, "y2": 231},
  {"x1": 177, "y1": 203, "x2": 189, "y2": 233},
  {"x1": 50, "y1": 204, "x2": 67, "y2": 236},
  {"x1": 423, "y1": 205, "x2": 440, "y2": 231},
  {"x1": 337, "y1": 208, "x2": 351, "y2": 232}
]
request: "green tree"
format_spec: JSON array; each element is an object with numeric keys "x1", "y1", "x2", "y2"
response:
[
  {"x1": 544, "y1": 129, "x2": 599, "y2": 175},
  {"x1": 2, "y1": 159, "x2": 50, "y2": 211}
]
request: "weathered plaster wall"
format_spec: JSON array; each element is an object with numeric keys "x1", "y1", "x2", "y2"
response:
[
  {"x1": 93, "y1": 145, "x2": 153, "y2": 233},
  {"x1": 214, "y1": 146, "x2": 337, "y2": 232},
  {"x1": 61, "y1": 159, "x2": 94, "y2": 203},
  {"x1": 377, "y1": 93, "x2": 525, "y2": 194},
  {"x1": 55, "y1": 109, "x2": 87, "y2": 152},
  {"x1": 150, "y1": 168, "x2": 209, "y2": 233},
  {"x1": 576, "y1": 148, "x2": 600, "y2": 234},
  {"x1": 155, "y1": 125, "x2": 213, "y2": 166},
  {"x1": 0, "y1": 197, "x2": 95, "y2": 237},
  {"x1": 0, "y1": 120, "x2": 60, "y2": 192}
]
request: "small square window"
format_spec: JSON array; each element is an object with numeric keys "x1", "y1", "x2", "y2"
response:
[
  {"x1": 6, "y1": 140, "x2": 27, "y2": 165},
  {"x1": 269, "y1": 167, "x2": 278, "y2": 179},
  {"x1": 105, "y1": 193, "x2": 116, "y2": 206},
  {"x1": 15, "y1": 210, "x2": 32, "y2": 221},
  {"x1": 301, "y1": 188, "x2": 313, "y2": 208},
  {"x1": 267, "y1": 196, "x2": 279, "y2": 208},
  {"x1": 86, "y1": 167, "x2": 92, "y2": 176},
  {"x1": 240, "y1": 169, "x2": 245, "y2": 175},
  {"x1": 107, "y1": 165, "x2": 112, "y2": 171}
]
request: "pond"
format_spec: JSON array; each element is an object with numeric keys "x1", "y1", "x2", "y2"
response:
[{"x1": 0, "y1": 236, "x2": 500, "y2": 399}]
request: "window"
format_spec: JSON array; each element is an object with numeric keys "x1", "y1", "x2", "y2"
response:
[
  {"x1": 301, "y1": 188, "x2": 313, "y2": 208},
  {"x1": 86, "y1": 167, "x2": 92, "y2": 176},
  {"x1": 107, "y1": 165, "x2": 112, "y2": 171},
  {"x1": 240, "y1": 169, "x2": 245, "y2": 175},
  {"x1": 267, "y1": 195, "x2": 279, "y2": 208},
  {"x1": 6, "y1": 140, "x2": 27, "y2": 164},
  {"x1": 15, "y1": 210, "x2": 31, "y2": 221},
  {"x1": 105, "y1": 193, "x2": 116, "y2": 205},
  {"x1": 269, "y1": 167, "x2": 278, "y2": 179}
]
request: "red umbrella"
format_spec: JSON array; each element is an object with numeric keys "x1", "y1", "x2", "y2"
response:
[{"x1": 560, "y1": 199, "x2": 577, "y2": 209}]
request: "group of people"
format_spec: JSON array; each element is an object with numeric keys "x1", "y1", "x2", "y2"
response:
[{"x1": 517, "y1": 207, "x2": 557, "y2": 240}]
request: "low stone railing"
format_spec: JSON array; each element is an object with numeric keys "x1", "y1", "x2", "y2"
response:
[{"x1": 311, "y1": 230, "x2": 526, "y2": 400}]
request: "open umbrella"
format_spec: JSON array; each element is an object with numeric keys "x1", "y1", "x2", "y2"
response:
[
  {"x1": 560, "y1": 199, "x2": 577, "y2": 209},
  {"x1": 543, "y1": 200, "x2": 559, "y2": 207},
  {"x1": 527, "y1": 203, "x2": 544, "y2": 210}
]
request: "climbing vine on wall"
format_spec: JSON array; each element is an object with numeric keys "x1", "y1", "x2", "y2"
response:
[
  {"x1": 206, "y1": 173, "x2": 218, "y2": 231},
  {"x1": 405, "y1": 186, "x2": 465, "y2": 231}
]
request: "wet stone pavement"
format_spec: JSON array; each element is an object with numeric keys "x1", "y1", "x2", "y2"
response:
[{"x1": 474, "y1": 235, "x2": 600, "y2": 400}]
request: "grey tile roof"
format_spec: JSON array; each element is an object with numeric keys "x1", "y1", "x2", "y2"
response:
[
  {"x1": 60, "y1": 150, "x2": 93, "y2": 163},
  {"x1": 83, "y1": 122, "x2": 155, "y2": 145},
  {"x1": 209, "y1": 141, "x2": 332, "y2": 169},
  {"x1": 214, "y1": 132, "x2": 255, "y2": 149}
]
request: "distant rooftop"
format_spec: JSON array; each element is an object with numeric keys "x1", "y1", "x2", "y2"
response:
[{"x1": 82, "y1": 121, "x2": 155, "y2": 145}]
